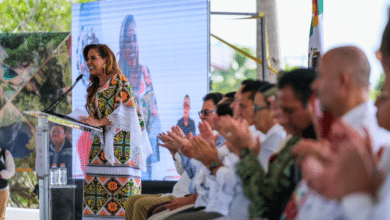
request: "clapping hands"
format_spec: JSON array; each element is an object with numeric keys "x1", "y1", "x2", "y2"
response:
[
  {"x1": 293, "y1": 120, "x2": 384, "y2": 199},
  {"x1": 158, "y1": 121, "x2": 220, "y2": 168},
  {"x1": 158, "y1": 126, "x2": 189, "y2": 156},
  {"x1": 215, "y1": 115, "x2": 259, "y2": 157},
  {"x1": 198, "y1": 120, "x2": 219, "y2": 146}
]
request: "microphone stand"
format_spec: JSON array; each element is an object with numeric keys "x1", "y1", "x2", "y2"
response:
[
  {"x1": 43, "y1": 74, "x2": 83, "y2": 114},
  {"x1": 42, "y1": 74, "x2": 101, "y2": 132}
]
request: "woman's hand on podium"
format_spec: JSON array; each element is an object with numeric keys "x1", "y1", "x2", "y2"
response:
[{"x1": 79, "y1": 116, "x2": 111, "y2": 127}]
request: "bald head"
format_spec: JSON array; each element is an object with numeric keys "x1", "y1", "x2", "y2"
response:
[
  {"x1": 321, "y1": 46, "x2": 371, "y2": 90},
  {"x1": 313, "y1": 46, "x2": 370, "y2": 116}
]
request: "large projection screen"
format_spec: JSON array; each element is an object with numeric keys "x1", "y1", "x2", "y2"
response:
[{"x1": 72, "y1": 0, "x2": 209, "y2": 181}]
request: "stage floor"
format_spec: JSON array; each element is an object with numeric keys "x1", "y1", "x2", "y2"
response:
[{"x1": 5, "y1": 207, "x2": 39, "y2": 220}]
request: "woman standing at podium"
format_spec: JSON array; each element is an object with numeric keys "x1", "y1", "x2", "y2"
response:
[{"x1": 79, "y1": 44, "x2": 152, "y2": 219}]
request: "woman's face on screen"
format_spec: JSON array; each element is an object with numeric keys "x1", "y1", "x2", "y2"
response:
[{"x1": 124, "y1": 23, "x2": 138, "y2": 68}]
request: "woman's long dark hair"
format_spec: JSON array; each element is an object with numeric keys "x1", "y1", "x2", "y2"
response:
[{"x1": 83, "y1": 44, "x2": 122, "y2": 112}]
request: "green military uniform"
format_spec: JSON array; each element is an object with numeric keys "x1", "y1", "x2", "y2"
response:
[{"x1": 237, "y1": 135, "x2": 301, "y2": 219}]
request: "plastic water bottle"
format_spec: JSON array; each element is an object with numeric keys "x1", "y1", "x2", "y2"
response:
[
  {"x1": 50, "y1": 163, "x2": 59, "y2": 185},
  {"x1": 58, "y1": 163, "x2": 67, "y2": 185}
]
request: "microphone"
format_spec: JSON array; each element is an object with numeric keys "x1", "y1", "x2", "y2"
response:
[{"x1": 44, "y1": 74, "x2": 84, "y2": 113}]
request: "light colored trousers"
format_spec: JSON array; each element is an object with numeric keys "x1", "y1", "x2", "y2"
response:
[
  {"x1": 0, "y1": 188, "x2": 9, "y2": 220},
  {"x1": 125, "y1": 194, "x2": 176, "y2": 220}
]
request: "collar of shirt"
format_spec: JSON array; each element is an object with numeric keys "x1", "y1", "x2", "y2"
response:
[
  {"x1": 263, "y1": 124, "x2": 285, "y2": 141},
  {"x1": 342, "y1": 100, "x2": 390, "y2": 153},
  {"x1": 342, "y1": 100, "x2": 370, "y2": 135},
  {"x1": 215, "y1": 132, "x2": 226, "y2": 148},
  {"x1": 249, "y1": 125, "x2": 265, "y2": 141}
]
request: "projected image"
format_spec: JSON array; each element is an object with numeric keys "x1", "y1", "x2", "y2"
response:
[
  {"x1": 0, "y1": 33, "x2": 71, "y2": 160},
  {"x1": 176, "y1": 95, "x2": 196, "y2": 136},
  {"x1": 118, "y1": 15, "x2": 161, "y2": 179},
  {"x1": 72, "y1": 0, "x2": 208, "y2": 181},
  {"x1": 75, "y1": 27, "x2": 100, "y2": 86}
]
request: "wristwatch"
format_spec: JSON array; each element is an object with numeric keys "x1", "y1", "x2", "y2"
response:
[
  {"x1": 209, "y1": 161, "x2": 221, "y2": 174},
  {"x1": 239, "y1": 148, "x2": 251, "y2": 159}
]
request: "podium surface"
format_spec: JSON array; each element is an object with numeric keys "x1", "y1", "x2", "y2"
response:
[{"x1": 24, "y1": 111, "x2": 102, "y2": 132}]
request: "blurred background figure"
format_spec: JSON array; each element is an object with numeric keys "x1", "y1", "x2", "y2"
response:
[
  {"x1": 48, "y1": 124, "x2": 84, "y2": 220},
  {"x1": 0, "y1": 147, "x2": 15, "y2": 220},
  {"x1": 118, "y1": 15, "x2": 162, "y2": 180},
  {"x1": 176, "y1": 95, "x2": 196, "y2": 136},
  {"x1": 49, "y1": 125, "x2": 72, "y2": 181}
]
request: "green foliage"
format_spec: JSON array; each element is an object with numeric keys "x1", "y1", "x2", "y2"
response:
[
  {"x1": 0, "y1": 106, "x2": 24, "y2": 127},
  {"x1": 375, "y1": 72, "x2": 385, "y2": 91},
  {"x1": 0, "y1": 0, "x2": 71, "y2": 32},
  {"x1": 370, "y1": 72, "x2": 385, "y2": 100},
  {"x1": 0, "y1": 0, "x2": 98, "y2": 33},
  {"x1": 211, "y1": 46, "x2": 257, "y2": 94},
  {"x1": 284, "y1": 63, "x2": 299, "y2": 72},
  {"x1": 0, "y1": 0, "x2": 93, "y2": 210},
  {"x1": 4, "y1": 33, "x2": 72, "y2": 121},
  {"x1": 9, "y1": 171, "x2": 38, "y2": 208},
  {"x1": 2, "y1": 33, "x2": 69, "y2": 67},
  {"x1": 13, "y1": 93, "x2": 44, "y2": 112},
  {"x1": 234, "y1": 47, "x2": 253, "y2": 68},
  {"x1": 14, "y1": 150, "x2": 36, "y2": 170}
]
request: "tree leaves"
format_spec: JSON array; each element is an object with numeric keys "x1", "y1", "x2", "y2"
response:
[
  {"x1": 211, "y1": 46, "x2": 257, "y2": 93},
  {"x1": 0, "y1": 0, "x2": 98, "y2": 33}
]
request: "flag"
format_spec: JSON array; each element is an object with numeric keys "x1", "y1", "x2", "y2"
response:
[{"x1": 308, "y1": 0, "x2": 324, "y2": 69}]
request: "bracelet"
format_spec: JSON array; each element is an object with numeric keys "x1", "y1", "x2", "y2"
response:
[
  {"x1": 209, "y1": 161, "x2": 221, "y2": 174},
  {"x1": 239, "y1": 148, "x2": 251, "y2": 159}
]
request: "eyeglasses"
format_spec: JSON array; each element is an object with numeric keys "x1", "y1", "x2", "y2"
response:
[
  {"x1": 198, "y1": 109, "x2": 216, "y2": 116},
  {"x1": 254, "y1": 105, "x2": 268, "y2": 112}
]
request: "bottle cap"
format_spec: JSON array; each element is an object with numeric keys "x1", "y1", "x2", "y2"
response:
[
  {"x1": 60, "y1": 163, "x2": 65, "y2": 167},
  {"x1": 52, "y1": 163, "x2": 57, "y2": 167}
]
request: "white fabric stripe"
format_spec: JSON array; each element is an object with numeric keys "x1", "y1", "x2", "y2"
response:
[{"x1": 86, "y1": 165, "x2": 141, "y2": 177}]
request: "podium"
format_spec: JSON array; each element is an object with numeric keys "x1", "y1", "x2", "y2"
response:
[
  {"x1": 24, "y1": 111, "x2": 102, "y2": 220},
  {"x1": 50, "y1": 185, "x2": 76, "y2": 220}
]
